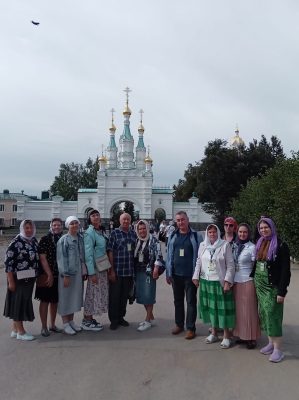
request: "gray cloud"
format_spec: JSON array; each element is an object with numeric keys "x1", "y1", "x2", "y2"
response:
[{"x1": 0, "y1": 0, "x2": 298, "y2": 196}]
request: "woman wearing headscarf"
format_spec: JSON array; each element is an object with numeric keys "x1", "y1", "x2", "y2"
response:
[
  {"x1": 56, "y1": 216, "x2": 85, "y2": 335},
  {"x1": 35, "y1": 218, "x2": 64, "y2": 337},
  {"x1": 134, "y1": 220, "x2": 164, "y2": 332},
  {"x1": 223, "y1": 216, "x2": 238, "y2": 245},
  {"x1": 232, "y1": 223, "x2": 261, "y2": 349},
  {"x1": 81, "y1": 209, "x2": 108, "y2": 332},
  {"x1": 4, "y1": 220, "x2": 39, "y2": 341},
  {"x1": 192, "y1": 224, "x2": 235, "y2": 348},
  {"x1": 251, "y1": 217, "x2": 291, "y2": 362}
]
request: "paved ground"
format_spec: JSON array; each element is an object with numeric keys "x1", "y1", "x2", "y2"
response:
[{"x1": 0, "y1": 262, "x2": 298, "y2": 400}]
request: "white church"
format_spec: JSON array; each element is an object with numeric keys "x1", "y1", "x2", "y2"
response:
[{"x1": 17, "y1": 89, "x2": 212, "y2": 227}]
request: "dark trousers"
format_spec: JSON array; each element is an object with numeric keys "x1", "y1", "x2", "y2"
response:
[
  {"x1": 172, "y1": 275, "x2": 197, "y2": 331},
  {"x1": 109, "y1": 276, "x2": 133, "y2": 324}
]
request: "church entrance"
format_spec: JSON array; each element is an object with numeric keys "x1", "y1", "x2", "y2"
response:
[{"x1": 110, "y1": 201, "x2": 140, "y2": 227}]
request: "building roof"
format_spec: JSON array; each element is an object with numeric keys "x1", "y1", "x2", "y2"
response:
[
  {"x1": 152, "y1": 187, "x2": 173, "y2": 194},
  {"x1": 78, "y1": 188, "x2": 97, "y2": 193}
]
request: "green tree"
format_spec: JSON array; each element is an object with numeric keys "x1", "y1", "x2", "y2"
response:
[
  {"x1": 231, "y1": 157, "x2": 299, "y2": 258},
  {"x1": 173, "y1": 136, "x2": 284, "y2": 223},
  {"x1": 50, "y1": 157, "x2": 99, "y2": 200},
  {"x1": 123, "y1": 201, "x2": 135, "y2": 221}
]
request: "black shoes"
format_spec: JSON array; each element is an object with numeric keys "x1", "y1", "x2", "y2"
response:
[{"x1": 118, "y1": 319, "x2": 130, "y2": 327}]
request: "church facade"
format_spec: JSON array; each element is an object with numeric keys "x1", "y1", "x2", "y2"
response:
[{"x1": 17, "y1": 90, "x2": 212, "y2": 226}]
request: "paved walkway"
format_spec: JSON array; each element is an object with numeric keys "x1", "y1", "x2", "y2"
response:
[{"x1": 0, "y1": 267, "x2": 298, "y2": 400}]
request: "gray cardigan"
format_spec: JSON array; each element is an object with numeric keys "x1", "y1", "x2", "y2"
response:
[{"x1": 192, "y1": 241, "x2": 235, "y2": 287}]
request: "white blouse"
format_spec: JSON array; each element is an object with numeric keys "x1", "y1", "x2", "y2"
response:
[
  {"x1": 233, "y1": 241, "x2": 255, "y2": 283},
  {"x1": 200, "y1": 248, "x2": 219, "y2": 281}
]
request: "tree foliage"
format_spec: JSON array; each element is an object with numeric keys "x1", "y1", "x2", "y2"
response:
[
  {"x1": 231, "y1": 157, "x2": 299, "y2": 258},
  {"x1": 173, "y1": 135, "x2": 284, "y2": 223},
  {"x1": 50, "y1": 157, "x2": 98, "y2": 200}
]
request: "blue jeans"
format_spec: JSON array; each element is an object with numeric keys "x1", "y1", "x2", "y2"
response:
[{"x1": 172, "y1": 275, "x2": 197, "y2": 332}]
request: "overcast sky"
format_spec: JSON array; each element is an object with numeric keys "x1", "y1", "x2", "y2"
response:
[{"x1": 1, "y1": 0, "x2": 298, "y2": 197}]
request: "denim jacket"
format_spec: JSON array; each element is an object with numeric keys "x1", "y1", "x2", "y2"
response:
[
  {"x1": 56, "y1": 233, "x2": 85, "y2": 276},
  {"x1": 84, "y1": 225, "x2": 107, "y2": 275}
]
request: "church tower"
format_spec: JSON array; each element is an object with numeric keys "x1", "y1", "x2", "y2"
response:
[
  {"x1": 118, "y1": 87, "x2": 135, "y2": 169},
  {"x1": 135, "y1": 109, "x2": 147, "y2": 169},
  {"x1": 106, "y1": 109, "x2": 118, "y2": 169}
]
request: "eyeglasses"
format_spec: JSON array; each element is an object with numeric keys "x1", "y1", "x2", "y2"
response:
[{"x1": 224, "y1": 224, "x2": 234, "y2": 227}]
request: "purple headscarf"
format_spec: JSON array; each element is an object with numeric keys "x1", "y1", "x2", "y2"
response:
[{"x1": 255, "y1": 217, "x2": 278, "y2": 261}]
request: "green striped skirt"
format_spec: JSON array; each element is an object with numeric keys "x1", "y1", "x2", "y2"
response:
[
  {"x1": 254, "y1": 261, "x2": 283, "y2": 337},
  {"x1": 199, "y1": 279, "x2": 235, "y2": 329}
]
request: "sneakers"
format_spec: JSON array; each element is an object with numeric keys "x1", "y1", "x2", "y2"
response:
[
  {"x1": 81, "y1": 319, "x2": 103, "y2": 332},
  {"x1": 137, "y1": 321, "x2": 152, "y2": 332},
  {"x1": 269, "y1": 349, "x2": 284, "y2": 363},
  {"x1": 260, "y1": 342, "x2": 274, "y2": 355},
  {"x1": 69, "y1": 320, "x2": 82, "y2": 332},
  {"x1": 17, "y1": 332, "x2": 35, "y2": 341},
  {"x1": 41, "y1": 328, "x2": 50, "y2": 337},
  {"x1": 220, "y1": 338, "x2": 231, "y2": 349},
  {"x1": 64, "y1": 323, "x2": 76, "y2": 335},
  {"x1": 205, "y1": 334, "x2": 219, "y2": 344},
  {"x1": 10, "y1": 330, "x2": 17, "y2": 338}
]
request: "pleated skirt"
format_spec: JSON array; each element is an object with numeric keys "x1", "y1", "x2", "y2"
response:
[
  {"x1": 199, "y1": 279, "x2": 235, "y2": 329},
  {"x1": 3, "y1": 279, "x2": 35, "y2": 321},
  {"x1": 233, "y1": 280, "x2": 261, "y2": 340}
]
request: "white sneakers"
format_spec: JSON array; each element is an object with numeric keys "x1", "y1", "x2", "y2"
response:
[
  {"x1": 137, "y1": 321, "x2": 152, "y2": 332},
  {"x1": 64, "y1": 321, "x2": 82, "y2": 335},
  {"x1": 16, "y1": 332, "x2": 35, "y2": 341}
]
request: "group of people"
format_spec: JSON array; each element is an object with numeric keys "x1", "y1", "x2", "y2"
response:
[
  {"x1": 166, "y1": 212, "x2": 291, "y2": 363},
  {"x1": 3, "y1": 210, "x2": 291, "y2": 363},
  {"x1": 3, "y1": 211, "x2": 164, "y2": 339}
]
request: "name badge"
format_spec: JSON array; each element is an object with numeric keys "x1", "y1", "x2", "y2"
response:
[
  {"x1": 138, "y1": 253, "x2": 144, "y2": 262},
  {"x1": 179, "y1": 249, "x2": 184, "y2": 257},
  {"x1": 209, "y1": 261, "x2": 216, "y2": 271},
  {"x1": 259, "y1": 262, "x2": 265, "y2": 272},
  {"x1": 127, "y1": 243, "x2": 132, "y2": 252}
]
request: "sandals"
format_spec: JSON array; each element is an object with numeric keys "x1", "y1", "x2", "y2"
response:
[
  {"x1": 220, "y1": 338, "x2": 231, "y2": 349},
  {"x1": 205, "y1": 334, "x2": 219, "y2": 344}
]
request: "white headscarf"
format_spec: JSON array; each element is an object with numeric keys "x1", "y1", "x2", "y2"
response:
[
  {"x1": 19, "y1": 219, "x2": 36, "y2": 241},
  {"x1": 65, "y1": 216, "x2": 80, "y2": 229},
  {"x1": 204, "y1": 224, "x2": 224, "y2": 251}
]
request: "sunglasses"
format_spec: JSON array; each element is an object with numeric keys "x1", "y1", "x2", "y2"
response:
[{"x1": 224, "y1": 224, "x2": 234, "y2": 227}]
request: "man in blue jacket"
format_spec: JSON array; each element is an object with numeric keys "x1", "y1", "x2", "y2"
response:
[{"x1": 166, "y1": 211, "x2": 203, "y2": 339}]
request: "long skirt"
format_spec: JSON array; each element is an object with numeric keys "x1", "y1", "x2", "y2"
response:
[
  {"x1": 254, "y1": 262, "x2": 283, "y2": 337},
  {"x1": 83, "y1": 271, "x2": 109, "y2": 316},
  {"x1": 58, "y1": 272, "x2": 83, "y2": 316},
  {"x1": 135, "y1": 271, "x2": 156, "y2": 305},
  {"x1": 199, "y1": 279, "x2": 235, "y2": 329},
  {"x1": 4, "y1": 278, "x2": 35, "y2": 321},
  {"x1": 233, "y1": 280, "x2": 261, "y2": 340}
]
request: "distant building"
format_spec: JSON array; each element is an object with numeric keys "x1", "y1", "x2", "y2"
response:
[
  {"x1": 17, "y1": 89, "x2": 212, "y2": 227},
  {"x1": 0, "y1": 190, "x2": 35, "y2": 228}
]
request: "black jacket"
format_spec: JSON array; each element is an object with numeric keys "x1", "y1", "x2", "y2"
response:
[{"x1": 250, "y1": 239, "x2": 291, "y2": 297}]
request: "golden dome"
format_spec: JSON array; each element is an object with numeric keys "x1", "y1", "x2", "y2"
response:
[
  {"x1": 144, "y1": 155, "x2": 153, "y2": 163},
  {"x1": 123, "y1": 104, "x2": 132, "y2": 115},
  {"x1": 230, "y1": 127, "x2": 245, "y2": 148},
  {"x1": 109, "y1": 122, "x2": 116, "y2": 132},
  {"x1": 138, "y1": 123, "x2": 144, "y2": 132},
  {"x1": 98, "y1": 155, "x2": 107, "y2": 163}
]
